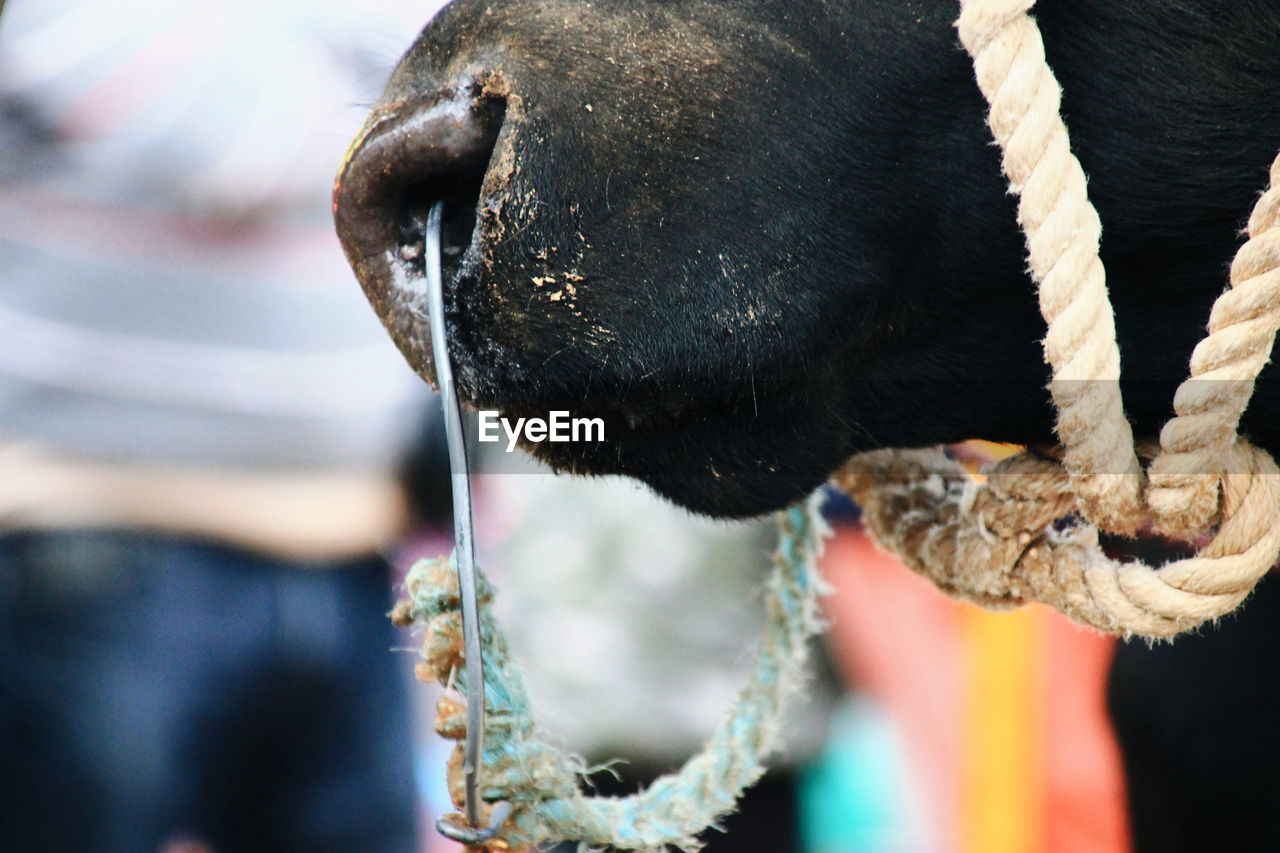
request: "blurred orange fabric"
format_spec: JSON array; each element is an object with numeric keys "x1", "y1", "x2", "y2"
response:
[{"x1": 821, "y1": 525, "x2": 1130, "y2": 853}]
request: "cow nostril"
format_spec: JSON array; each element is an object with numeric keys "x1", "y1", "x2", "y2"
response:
[
  {"x1": 335, "y1": 85, "x2": 506, "y2": 287},
  {"x1": 396, "y1": 169, "x2": 488, "y2": 267}
]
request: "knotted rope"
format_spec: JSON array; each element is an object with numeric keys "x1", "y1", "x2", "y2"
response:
[
  {"x1": 840, "y1": 0, "x2": 1280, "y2": 638},
  {"x1": 395, "y1": 499, "x2": 829, "y2": 851}
]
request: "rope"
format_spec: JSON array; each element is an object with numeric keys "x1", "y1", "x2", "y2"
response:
[
  {"x1": 1147, "y1": 154, "x2": 1280, "y2": 536},
  {"x1": 397, "y1": 498, "x2": 830, "y2": 851},
  {"x1": 957, "y1": 0, "x2": 1144, "y2": 535},
  {"x1": 838, "y1": 0, "x2": 1280, "y2": 638},
  {"x1": 838, "y1": 446, "x2": 1280, "y2": 638}
]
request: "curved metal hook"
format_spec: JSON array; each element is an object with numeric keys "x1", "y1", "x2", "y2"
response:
[{"x1": 436, "y1": 800, "x2": 514, "y2": 847}]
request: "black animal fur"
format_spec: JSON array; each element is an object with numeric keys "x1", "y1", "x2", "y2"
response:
[{"x1": 336, "y1": 0, "x2": 1280, "y2": 518}]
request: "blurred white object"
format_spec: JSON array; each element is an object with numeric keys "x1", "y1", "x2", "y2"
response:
[{"x1": 478, "y1": 470, "x2": 837, "y2": 767}]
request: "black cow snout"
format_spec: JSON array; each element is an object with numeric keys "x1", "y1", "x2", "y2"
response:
[{"x1": 334, "y1": 85, "x2": 506, "y2": 285}]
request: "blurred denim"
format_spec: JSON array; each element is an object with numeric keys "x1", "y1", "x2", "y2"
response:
[{"x1": 0, "y1": 530, "x2": 417, "y2": 853}]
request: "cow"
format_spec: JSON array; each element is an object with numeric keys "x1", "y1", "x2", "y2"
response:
[{"x1": 332, "y1": 2, "x2": 1280, "y2": 851}]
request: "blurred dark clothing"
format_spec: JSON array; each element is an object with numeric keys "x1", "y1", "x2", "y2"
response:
[
  {"x1": 1109, "y1": 574, "x2": 1280, "y2": 853},
  {"x1": 0, "y1": 530, "x2": 418, "y2": 853}
]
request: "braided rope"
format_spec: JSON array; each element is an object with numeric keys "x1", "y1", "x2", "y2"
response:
[
  {"x1": 838, "y1": 446, "x2": 1280, "y2": 638},
  {"x1": 839, "y1": 0, "x2": 1280, "y2": 638},
  {"x1": 398, "y1": 499, "x2": 829, "y2": 851}
]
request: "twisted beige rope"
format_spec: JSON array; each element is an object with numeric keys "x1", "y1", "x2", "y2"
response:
[
  {"x1": 1147, "y1": 155, "x2": 1280, "y2": 537},
  {"x1": 838, "y1": 0, "x2": 1280, "y2": 638},
  {"x1": 956, "y1": 0, "x2": 1144, "y2": 535}
]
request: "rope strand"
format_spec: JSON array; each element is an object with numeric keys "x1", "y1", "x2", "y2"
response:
[{"x1": 957, "y1": 0, "x2": 1145, "y2": 535}]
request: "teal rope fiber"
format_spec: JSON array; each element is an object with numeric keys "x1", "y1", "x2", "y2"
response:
[{"x1": 404, "y1": 493, "x2": 830, "y2": 851}]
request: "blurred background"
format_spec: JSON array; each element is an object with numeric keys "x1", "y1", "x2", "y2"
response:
[{"x1": 0, "y1": 2, "x2": 1131, "y2": 852}]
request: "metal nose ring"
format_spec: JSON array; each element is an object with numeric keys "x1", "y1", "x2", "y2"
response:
[{"x1": 425, "y1": 200, "x2": 490, "y2": 834}]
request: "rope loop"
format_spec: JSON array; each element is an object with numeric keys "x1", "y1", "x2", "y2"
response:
[{"x1": 399, "y1": 498, "x2": 830, "y2": 851}]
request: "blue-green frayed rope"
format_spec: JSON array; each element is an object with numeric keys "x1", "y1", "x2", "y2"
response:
[{"x1": 403, "y1": 493, "x2": 831, "y2": 851}]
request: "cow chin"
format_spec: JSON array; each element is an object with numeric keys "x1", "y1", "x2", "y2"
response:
[{"x1": 512, "y1": 403, "x2": 849, "y2": 518}]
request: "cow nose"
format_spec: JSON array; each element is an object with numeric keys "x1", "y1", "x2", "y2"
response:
[{"x1": 333, "y1": 85, "x2": 506, "y2": 289}]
